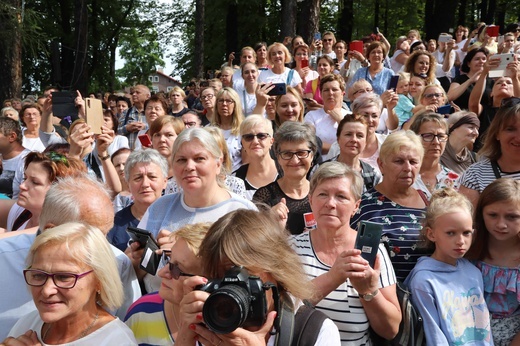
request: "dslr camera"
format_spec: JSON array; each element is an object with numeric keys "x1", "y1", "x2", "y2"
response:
[{"x1": 198, "y1": 266, "x2": 272, "y2": 334}]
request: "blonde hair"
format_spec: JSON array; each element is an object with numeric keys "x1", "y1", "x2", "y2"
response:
[
  {"x1": 28, "y1": 222, "x2": 123, "y2": 310},
  {"x1": 204, "y1": 126, "x2": 232, "y2": 175},
  {"x1": 213, "y1": 87, "x2": 244, "y2": 136},
  {"x1": 379, "y1": 130, "x2": 424, "y2": 164},
  {"x1": 170, "y1": 222, "x2": 212, "y2": 254},
  {"x1": 267, "y1": 42, "x2": 292, "y2": 65},
  {"x1": 240, "y1": 114, "x2": 274, "y2": 137}
]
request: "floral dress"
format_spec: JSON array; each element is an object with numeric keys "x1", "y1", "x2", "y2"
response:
[{"x1": 350, "y1": 188, "x2": 430, "y2": 281}]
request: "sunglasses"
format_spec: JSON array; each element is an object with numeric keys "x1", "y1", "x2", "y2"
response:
[
  {"x1": 161, "y1": 250, "x2": 195, "y2": 280},
  {"x1": 242, "y1": 133, "x2": 270, "y2": 142}
]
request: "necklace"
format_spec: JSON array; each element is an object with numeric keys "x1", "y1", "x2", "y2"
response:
[{"x1": 42, "y1": 311, "x2": 99, "y2": 342}]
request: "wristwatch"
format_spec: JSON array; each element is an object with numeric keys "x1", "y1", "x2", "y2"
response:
[
  {"x1": 360, "y1": 289, "x2": 379, "y2": 301},
  {"x1": 98, "y1": 153, "x2": 110, "y2": 161}
]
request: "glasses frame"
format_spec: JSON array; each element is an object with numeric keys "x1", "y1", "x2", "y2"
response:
[
  {"x1": 423, "y1": 92, "x2": 444, "y2": 99},
  {"x1": 353, "y1": 88, "x2": 373, "y2": 96},
  {"x1": 420, "y1": 133, "x2": 448, "y2": 142},
  {"x1": 23, "y1": 268, "x2": 94, "y2": 289},
  {"x1": 217, "y1": 99, "x2": 235, "y2": 104},
  {"x1": 278, "y1": 149, "x2": 312, "y2": 160},
  {"x1": 161, "y1": 250, "x2": 195, "y2": 280},
  {"x1": 242, "y1": 133, "x2": 270, "y2": 142}
]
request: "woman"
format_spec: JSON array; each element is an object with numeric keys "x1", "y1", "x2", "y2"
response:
[
  {"x1": 181, "y1": 110, "x2": 202, "y2": 129},
  {"x1": 175, "y1": 209, "x2": 341, "y2": 346},
  {"x1": 254, "y1": 41, "x2": 270, "y2": 69},
  {"x1": 6, "y1": 222, "x2": 137, "y2": 344},
  {"x1": 1, "y1": 107, "x2": 19, "y2": 122},
  {"x1": 409, "y1": 112, "x2": 460, "y2": 197},
  {"x1": 212, "y1": 87, "x2": 245, "y2": 172},
  {"x1": 199, "y1": 86, "x2": 216, "y2": 125},
  {"x1": 351, "y1": 130, "x2": 429, "y2": 281},
  {"x1": 107, "y1": 149, "x2": 168, "y2": 252},
  {"x1": 138, "y1": 128, "x2": 256, "y2": 239},
  {"x1": 390, "y1": 36, "x2": 410, "y2": 74},
  {"x1": 150, "y1": 115, "x2": 184, "y2": 177},
  {"x1": 293, "y1": 43, "x2": 318, "y2": 93},
  {"x1": 460, "y1": 101, "x2": 520, "y2": 208},
  {"x1": 125, "y1": 223, "x2": 210, "y2": 345},
  {"x1": 305, "y1": 74, "x2": 348, "y2": 155},
  {"x1": 274, "y1": 86, "x2": 305, "y2": 130},
  {"x1": 253, "y1": 121, "x2": 316, "y2": 235},
  {"x1": 103, "y1": 109, "x2": 129, "y2": 156},
  {"x1": 303, "y1": 55, "x2": 334, "y2": 108},
  {"x1": 291, "y1": 162, "x2": 400, "y2": 344},
  {"x1": 134, "y1": 95, "x2": 169, "y2": 150},
  {"x1": 320, "y1": 114, "x2": 381, "y2": 192},
  {"x1": 235, "y1": 62, "x2": 267, "y2": 116},
  {"x1": 233, "y1": 115, "x2": 278, "y2": 200},
  {"x1": 20, "y1": 104, "x2": 45, "y2": 152},
  {"x1": 168, "y1": 86, "x2": 189, "y2": 117},
  {"x1": 447, "y1": 48, "x2": 491, "y2": 110},
  {"x1": 111, "y1": 148, "x2": 133, "y2": 213},
  {"x1": 402, "y1": 84, "x2": 451, "y2": 130},
  {"x1": 0, "y1": 151, "x2": 86, "y2": 232},
  {"x1": 440, "y1": 111, "x2": 480, "y2": 174},
  {"x1": 258, "y1": 42, "x2": 303, "y2": 93},
  {"x1": 403, "y1": 50, "x2": 438, "y2": 86},
  {"x1": 349, "y1": 41, "x2": 395, "y2": 95}
]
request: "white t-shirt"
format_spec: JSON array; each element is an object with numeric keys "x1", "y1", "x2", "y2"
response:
[
  {"x1": 304, "y1": 108, "x2": 348, "y2": 146},
  {"x1": 258, "y1": 67, "x2": 302, "y2": 88}
]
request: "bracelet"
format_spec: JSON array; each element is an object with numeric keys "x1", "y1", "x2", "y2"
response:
[{"x1": 98, "y1": 153, "x2": 110, "y2": 161}]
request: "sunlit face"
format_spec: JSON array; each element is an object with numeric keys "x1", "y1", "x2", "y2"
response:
[
  {"x1": 23, "y1": 107, "x2": 41, "y2": 128},
  {"x1": 3, "y1": 109, "x2": 19, "y2": 121},
  {"x1": 241, "y1": 124, "x2": 273, "y2": 159},
  {"x1": 468, "y1": 52, "x2": 487, "y2": 72},
  {"x1": 276, "y1": 141, "x2": 313, "y2": 179},
  {"x1": 427, "y1": 209, "x2": 473, "y2": 265},
  {"x1": 241, "y1": 49, "x2": 255, "y2": 64},
  {"x1": 309, "y1": 177, "x2": 360, "y2": 231},
  {"x1": 497, "y1": 114, "x2": 520, "y2": 159},
  {"x1": 337, "y1": 121, "x2": 367, "y2": 158},
  {"x1": 276, "y1": 93, "x2": 301, "y2": 123},
  {"x1": 131, "y1": 87, "x2": 149, "y2": 104},
  {"x1": 427, "y1": 41, "x2": 437, "y2": 52},
  {"x1": 294, "y1": 48, "x2": 309, "y2": 63},
  {"x1": 128, "y1": 162, "x2": 167, "y2": 206},
  {"x1": 172, "y1": 140, "x2": 222, "y2": 193},
  {"x1": 200, "y1": 89, "x2": 216, "y2": 110},
  {"x1": 396, "y1": 80, "x2": 409, "y2": 94},
  {"x1": 491, "y1": 77, "x2": 514, "y2": 99},
  {"x1": 322, "y1": 34, "x2": 335, "y2": 51},
  {"x1": 483, "y1": 201, "x2": 520, "y2": 242},
  {"x1": 357, "y1": 105, "x2": 381, "y2": 135},
  {"x1": 321, "y1": 80, "x2": 344, "y2": 108},
  {"x1": 152, "y1": 123, "x2": 178, "y2": 158},
  {"x1": 414, "y1": 54, "x2": 430, "y2": 75},
  {"x1": 408, "y1": 33, "x2": 418, "y2": 42},
  {"x1": 317, "y1": 59, "x2": 333, "y2": 77},
  {"x1": 145, "y1": 101, "x2": 167, "y2": 125},
  {"x1": 116, "y1": 101, "x2": 129, "y2": 115},
  {"x1": 418, "y1": 121, "x2": 448, "y2": 159},
  {"x1": 242, "y1": 64, "x2": 258, "y2": 85},
  {"x1": 421, "y1": 86, "x2": 446, "y2": 107},
  {"x1": 351, "y1": 83, "x2": 373, "y2": 101},
  {"x1": 170, "y1": 92, "x2": 184, "y2": 106},
  {"x1": 28, "y1": 244, "x2": 98, "y2": 324},
  {"x1": 334, "y1": 43, "x2": 346, "y2": 60},
  {"x1": 18, "y1": 162, "x2": 52, "y2": 214},
  {"x1": 112, "y1": 151, "x2": 130, "y2": 184},
  {"x1": 369, "y1": 47, "x2": 384, "y2": 64},
  {"x1": 409, "y1": 77, "x2": 426, "y2": 98},
  {"x1": 269, "y1": 45, "x2": 286, "y2": 66},
  {"x1": 378, "y1": 147, "x2": 421, "y2": 188}
]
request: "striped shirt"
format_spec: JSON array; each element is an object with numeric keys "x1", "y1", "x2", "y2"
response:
[
  {"x1": 350, "y1": 188, "x2": 429, "y2": 281},
  {"x1": 290, "y1": 231, "x2": 396, "y2": 345},
  {"x1": 461, "y1": 159, "x2": 520, "y2": 193}
]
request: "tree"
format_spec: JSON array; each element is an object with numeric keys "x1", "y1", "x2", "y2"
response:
[
  {"x1": 0, "y1": 0, "x2": 22, "y2": 100},
  {"x1": 297, "y1": 0, "x2": 320, "y2": 44},
  {"x1": 280, "y1": 0, "x2": 297, "y2": 40},
  {"x1": 194, "y1": 0, "x2": 205, "y2": 79}
]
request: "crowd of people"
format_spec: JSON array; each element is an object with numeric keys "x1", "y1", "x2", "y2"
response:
[{"x1": 0, "y1": 21, "x2": 520, "y2": 345}]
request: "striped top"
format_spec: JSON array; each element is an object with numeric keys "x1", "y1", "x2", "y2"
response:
[
  {"x1": 461, "y1": 159, "x2": 520, "y2": 193},
  {"x1": 290, "y1": 231, "x2": 396, "y2": 345},
  {"x1": 350, "y1": 188, "x2": 429, "y2": 281},
  {"x1": 124, "y1": 292, "x2": 174, "y2": 346}
]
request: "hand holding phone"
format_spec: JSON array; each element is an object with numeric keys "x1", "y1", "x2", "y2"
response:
[
  {"x1": 138, "y1": 133, "x2": 152, "y2": 148},
  {"x1": 127, "y1": 227, "x2": 161, "y2": 275},
  {"x1": 354, "y1": 221, "x2": 383, "y2": 268}
]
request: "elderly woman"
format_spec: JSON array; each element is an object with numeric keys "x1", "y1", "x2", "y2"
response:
[
  {"x1": 440, "y1": 111, "x2": 480, "y2": 174},
  {"x1": 409, "y1": 113, "x2": 460, "y2": 197},
  {"x1": 199, "y1": 87, "x2": 216, "y2": 125},
  {"x1": 305, "y1": 74, "x2": 349, "y2": 155},
  {"x1": 253, "y1": 121, "x2": 317, "y2": 234},
  {"x1": 5, "y1": 222, "x2": 137, "y2": 344},
  {"x1": 212, "y1": 87, "x2": 245, "y2": 172},
  {"x1": 175, "y1": 209, "x2": 341, "y2": 346},
  {"x1": 125, "y1": 223, "x2": 210, "y2": 344},
  {"x1": 233, "y1": 115, "x2": 278, "y2": 200},
  {"x1": 168, "y1": 86, "x2": 189, "y2": 117},
  {"x1": 460, "y1": 101, "x2": 520, "y2": 208},
  {"x1": 348, "y1": 41, "x2": 395, "y2": 96},
  {"x1": 304, "y1": 56, "x2": 335, "y2": 109},
  {"x1": 258, "y1": 42, "x2": 303, "y2": 93},
  {"x1": 134, "y1": 95, "x2": 169, "y2": 150},
  {"x1": 107, "y1": 149, "x2": 168, "y2": 252},
  {"x1": 20, "y1": 104, "x2": 45, "y2": 152},
  {"x1": 351, "y1": 131, "x2": 429, "y2": 281},
  {"x1": 0, "y1": 151, "x2": 86, "y2": 232},
  {"x1": 1, "y1": 107, "x2": 19, "y2": 122},
  {"x1": 291, "y1": 162, "x2": 400, "y2": 344},
  {"x1": 403, "y1": 50, "x2": 438, "y2": 86},
  {"x1": 320, "y1": 114, "x2": 381, "y2": 192}
]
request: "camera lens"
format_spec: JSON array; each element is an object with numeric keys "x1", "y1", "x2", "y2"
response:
[{"x1": 203, "y1": 285, "x2": 251, "y2": 334}]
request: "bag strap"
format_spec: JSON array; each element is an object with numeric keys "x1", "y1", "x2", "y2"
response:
[
  {"x1": 287, "y1": 69, "x2": 295, "y2": 85},
  {"x1": 274, "y1": 300, "x2": 294, "y2": 346},
  {"x1": 12, "y1": 208, "x2": 32, "y2": 231},
  {"x1": 417, "y1": 189, "x2": 429, "y2": 206},
  {"x1": 491, "y1": 160, "x2": 502, "y2": 179},
  {"x1": 291, "y1": 302, "x2": 328, "y2": 346}
]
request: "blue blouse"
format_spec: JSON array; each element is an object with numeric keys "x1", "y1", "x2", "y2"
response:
[{"x1": 348, "y1": 67, "x2": 395, "y2": 96}]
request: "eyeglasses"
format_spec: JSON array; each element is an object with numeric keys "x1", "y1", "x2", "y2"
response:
[
  {"x1": 161, "y1": 250, "x2": 195, "y2": 280},
  {"x1": 353, "y1": 88, "x2": 373, "y2": 96},
  {"x1": 323, "y1": 39, "x2": 334, "y2": 42},
  {"x1": 242, "y1": 133, "x2": 270, "y2": 142},
  {"x1": 278, "y1": 150, "x2": 312, "y2": 160},
  {"x1": 23, "y1": 268, "x2": 94, "y2": 289},
  {"x1": 184, "y1": 121, "x2": 198, "y2": 128},
  {"x1": 501, "y1": 97, "x2": 520, "y2": 108},
  {"x1": 423, "y1": 93, "x2": 444, "y2": 99},
  {"x1": 200, "y1": 95, "x2": 214, "y2": 100},
  {"x1": 218, "y1": 99, "x2": 235, "y2": 104},
  {"x1": 420, "y1": 133, "x2": 448, "y2": 142}
]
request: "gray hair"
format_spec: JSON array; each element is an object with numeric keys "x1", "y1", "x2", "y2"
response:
[
  {"x1": 310, "y1": 161, "x2": 364, "y2": 201},
  {"x1": 172, "y1": 128, "x2": 223, "y2": 162},
  {"x1": 240, "y1": 114, "x2": 274, "y2": 136},
  {"x1": 1, "y1": 107, "x2": 18, "y2": 117},
  {"x1": 273, "y1": 121, "x2": 317, "y2": 155},
  {"x1": 351, "y1": 94, "x2": 383, "y2": 114},
  {"x1": 124, "y1": 148, "x2": 169, "y2": 182}
]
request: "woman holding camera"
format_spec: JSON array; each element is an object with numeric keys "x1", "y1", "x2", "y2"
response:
[
  {"x1": 175, "y1": 209, "x2": 341, "y2": 346},
  {"x1": 291, "y1": 162, "x2": 400, "y2": 344}
]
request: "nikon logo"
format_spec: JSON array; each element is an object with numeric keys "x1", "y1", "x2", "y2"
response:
[{"x1": 224, "y1": 278, "x2": 239, "y2": 282}]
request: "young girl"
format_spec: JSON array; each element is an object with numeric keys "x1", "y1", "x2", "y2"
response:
[
  {"x1": 466, "y1": 178, "x2": 520, "y2": 345},
  {"x1": 404, "y1": 188, "x2": 493, "y2": 345}
]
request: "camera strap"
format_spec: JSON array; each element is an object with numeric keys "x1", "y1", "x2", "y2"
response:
[{"x1": 274, "y1": 300, "x2": 295, "y2": 346}]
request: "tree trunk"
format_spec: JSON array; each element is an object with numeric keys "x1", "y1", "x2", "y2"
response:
[
  {"x1": 337, "y1": 0, "x2": 354, "y2": 42},
  {"x1": 374, "y1": 0, "x2": 380, "y2": 31},
  {"x1": 194, "y1": 0, "x2": 204, "y2": 79},
  {"x1": 457, "y1": 0, "x2": 466, "y2": 25},
  {"x1": 70, "y1": 0, "x2": 88, "y2": 94},
  {"x1": 280, "y1": 0, "x2": 296, "y2": 41},
  {"x1": 298, "y1": 0, "x2": 320, "y2": 45},
  {"x1": 424, "y1": 0, "x2": 458, "y2": 40},
  {"x1": 0, "y1": 0, "x2": 22, "y2": 100},
  {"x1": 226, "y1": 2, "x2": 238, "y2": 63}
]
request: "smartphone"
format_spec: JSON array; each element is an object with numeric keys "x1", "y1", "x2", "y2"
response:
[
  {"x1": 267, "y1": 83, "x2": 287, "y2": 96},
  {"x1": 51, "y1": 91, "x2": 77, "y2": 120},
  {"x1": 488, "y1": 53, "x2": 515, "y2": 78},
  {"x1": 349, "y1": 40, "x2": 364, "y2": 54},
  {"x1": 314, "y1": 32, "x2": 321, "y2": 41},
  {"x1": 437, "y1": 105, "x2": 453, "y2": 115},
  {"x1": 127, "y1": 227, "x2": 161, "y2": 275},
  {"x1": 387, "y1": 75, "x2": 400, "y2": 90},
  {"x1": 355, "y1": 221, "x2": 383, "y2": 268},
  {"x1": 85, "y1": 98, "x2": 104, "y2": 134},
  {"x1": 301, "y1": 59, "x2": 309, "y2": 68},
  {"x1": 138, "y1": 133, "x2": 152, "y2": 147},
  {"x1": 375, "y1": 27, "x2": 380, "y2": 34},
  {"x1": 498, "y1": 35, "x2": 504, "y2": 45},
  {"x1": 486, "y1": 25, "x2": 500, "y2": 37},
  {"x1": 438, "y1": 34, "x2": 453, "y2": 43},
  {"x1": 127, "y1": 227, "x2": 158, "y2": 248}
]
